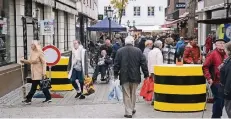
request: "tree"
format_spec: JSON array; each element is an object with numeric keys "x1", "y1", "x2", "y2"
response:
[
  {"x1": 186, "y1": 0, "x2": 197, "y2": 37},
  {"x1": 110, "y1": 0, "x2": 128, "y2": 25}
]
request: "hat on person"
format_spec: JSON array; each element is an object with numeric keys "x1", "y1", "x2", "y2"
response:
[{"x1": 215, "y1": 39, "x2": 226, "y2": 43}]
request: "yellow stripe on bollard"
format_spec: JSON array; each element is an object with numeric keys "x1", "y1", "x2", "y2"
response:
[
  {"x1": 154, "y1": 84, "x2": 206, "y2": 95},
  {"x1": 154, "y1": 65, "x2": 203, "y2": 76},
  {"x1": 154, "y1": 101, "x2": 206, "y2": 112}
]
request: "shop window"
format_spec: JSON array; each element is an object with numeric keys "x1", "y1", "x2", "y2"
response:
[
  {"x1": 0, "y1": 0, "x2": 16, "y2": 66},
  {"x1": 64, "y1": 12, "x2": 68, "y2": 51},
  {"x1": 76, "y1": 17, "x2": 80, "y2": 40},
  {"x1": 104, "y1": 6, "x2": 108, "y2": 16},
  {"x1": 24, "y1": 0, "x2": 32, "y2": 17}
]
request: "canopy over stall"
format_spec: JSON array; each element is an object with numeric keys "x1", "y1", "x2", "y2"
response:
[
  {"x1": 87, "y1": 17, "x2": 127, "y2": 32},
  {"x1": 136, "y1": 25, "x2": 171, "y2": 32}
]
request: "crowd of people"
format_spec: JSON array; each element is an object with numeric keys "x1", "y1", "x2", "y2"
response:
[{"x1": 19, "y1": 31, "x2": 231, "y2": 118}]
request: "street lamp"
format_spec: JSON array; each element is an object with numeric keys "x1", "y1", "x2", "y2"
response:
[
  {"x1": 107, "y1": 5, "x2": 113, "y2": 40},
  {"x1": 127, "y1": 20, "x2": 130, "y2": 28}
]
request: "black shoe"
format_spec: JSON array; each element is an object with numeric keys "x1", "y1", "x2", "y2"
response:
[
  {"x1": 79, "y1": 95, "x2": 85, "y2": 99},
  {"x1": 124, "y1": 115, "x2": 132, "y2": 118},
  {"x1": 101, "y1": 78, "x2": 106, "y2": 81},
  {"x1": 75, "y1": 93, "x2": 81, "y2": 98},
  {"x1": 22, "y1": 99, "x2": 31, "y2": 105},
  {"x1": 132, "y1": 110, "x2": 136, "y2": 115},
  {"x1": 151, "y1": 101, "x2": 154, "y2": 106},
  {"x1": 42, "y1": 99, "x2": 52, "y2": 103}
]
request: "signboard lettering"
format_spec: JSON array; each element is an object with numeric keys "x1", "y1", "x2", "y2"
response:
[{"x1": 176, "y1": 3, "x2": 186, "y2": 9}]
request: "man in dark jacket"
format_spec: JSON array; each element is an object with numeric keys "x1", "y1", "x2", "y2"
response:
[
  {"x1": 202, "y1": 39, "x2": 227, "y2": 118},
  {"x1": 114, "y1": 36, "x2": 149, "y2": 118},
  {"x1": 138, "y1": 37, "x2": 146, "y2": 52}
]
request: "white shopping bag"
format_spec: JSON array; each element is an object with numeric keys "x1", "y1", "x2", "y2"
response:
[{"x1": 108, "y1": 79, "x2": 123, "y2": 101}]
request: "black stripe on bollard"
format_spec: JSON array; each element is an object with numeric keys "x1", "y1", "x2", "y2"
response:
[
  {"x1": 46, "y1": 65, "x2": 68, "y2": 71},
  {"x1": 51, "y1": 78, "x2": 70, "y2": 84},
  {"x1": 155, "y1": 93, "x2": 206, "y2": 103},
  {"x1": 154, "y1": 75, "x2": 206, "y2": 85}
]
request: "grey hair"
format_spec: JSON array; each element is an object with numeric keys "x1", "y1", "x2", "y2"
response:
[
  {"x1": 225, "y1": 41, "x2": 231, "y2": 56},
  {"x1": 154, "y1": 40, "x2": 162, "y2": 48},
  {"x1": 125, "y1": 36, "x2": 134, "y2": 45}
]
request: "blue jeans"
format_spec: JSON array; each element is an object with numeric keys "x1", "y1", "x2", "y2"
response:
[
  {"x1": 211, "y1": 83, "x2": 224, "y2": 118},
  {"x1": 70, "y1": 69, "x2": 84, "y2": 93}
]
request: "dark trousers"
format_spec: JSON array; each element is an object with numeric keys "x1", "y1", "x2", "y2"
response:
[
  {"x1": 26, "y1": 80, "x2": 51, "y2": 101},
  {"x1": 92, "y1": 65, "x2": 107, "y2": 80},
  {"x1": 71, "y1": 80, "x2": 84, "y2": 93},
  {"x1": 211, "y1": 83, "x2": 224, "y2": 118}
]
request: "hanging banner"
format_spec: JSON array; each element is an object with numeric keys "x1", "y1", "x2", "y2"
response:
[
  {"x1": 225, "y1": 24, "x2": 231, "y2": 42},
  {"x1": 40, "y1": 19, "x2": 54, "y2": 36}
]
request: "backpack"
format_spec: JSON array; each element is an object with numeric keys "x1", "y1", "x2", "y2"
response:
[{"x1": 176, "y1": 40, "x2": 185, "y2": 55}]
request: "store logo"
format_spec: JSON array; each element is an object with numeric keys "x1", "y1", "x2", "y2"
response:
[{"x1": 176, "y1": 3, "x2": 186, "y2": 9}]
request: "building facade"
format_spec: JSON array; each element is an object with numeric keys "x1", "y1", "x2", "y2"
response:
[
  {"x1": 0, "y1": 0, "x2": 98, "y2": 97},
  {"x1": 197, "y1": 0, "x2": 230, "y2": 45},
  {"x1": 165, "y1": 0, "x2": 186, "y2": 21},
  {"x1": 98, "y1": 0, "x2": 167, "y2": 32}
]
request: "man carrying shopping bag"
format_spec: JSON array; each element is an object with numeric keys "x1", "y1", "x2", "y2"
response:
[{"x1": 114, "y1": 36, "x2": 149, "y2": 118}]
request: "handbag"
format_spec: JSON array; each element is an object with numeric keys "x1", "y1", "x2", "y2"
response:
[
  {"x1": 140, "y1": 77, "x2": 154, "y2": 101},
  {"x1": 40, "y1": 76, "x2": 51, "y2": 90},
  {"x1": 83, "y1": 76, "x2": 95, "y2": 96},
  {"x1": 73, "y1": 60, "x2": 82, "y2": 71}
]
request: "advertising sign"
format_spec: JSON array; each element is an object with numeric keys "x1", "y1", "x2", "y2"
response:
[{"x1": 40, "y1": 19, "x2": 54, "y2": 35}]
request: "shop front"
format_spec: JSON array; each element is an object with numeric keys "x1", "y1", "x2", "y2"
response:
[{"x1": 0, "y1": 0, "x2": 20, "y2": 97}]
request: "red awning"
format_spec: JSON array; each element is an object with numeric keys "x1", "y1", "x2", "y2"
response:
[{"x1": 161, "y1": 18, "x2": 185, "y2": 28}]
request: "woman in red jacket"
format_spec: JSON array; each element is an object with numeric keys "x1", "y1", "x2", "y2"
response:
[{"x1": 183, "y1": 37, "x2": 201, "y2": 64}]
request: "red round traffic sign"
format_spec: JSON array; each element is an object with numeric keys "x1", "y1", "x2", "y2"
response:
[{"x1": 42, "y1": 45, "x2": 61, "y2": 66}]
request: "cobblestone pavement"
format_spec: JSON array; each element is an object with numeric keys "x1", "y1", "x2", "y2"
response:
[{"x1": 0, "y1": 67, "x2": 228, "y2": 118}]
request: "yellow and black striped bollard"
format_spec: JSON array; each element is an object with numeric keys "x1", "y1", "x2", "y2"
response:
[{"x1": 153, "y1": 64, "x2": 206, "y2": 112}]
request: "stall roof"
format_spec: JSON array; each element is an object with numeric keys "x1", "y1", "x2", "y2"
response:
[{"x1": 87, "y1": 17, "x2": 127, "y2": 32}]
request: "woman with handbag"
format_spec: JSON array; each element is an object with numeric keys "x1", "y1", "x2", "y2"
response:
[
  {"x1": 67, "y1": 40, "x2": 87, "y2": 99},
  {"x1": 21, "y1": 40, "x2": 51, "y2": 105}
]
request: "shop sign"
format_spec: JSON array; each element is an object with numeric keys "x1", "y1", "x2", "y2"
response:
[
  {"x1": 176, "y1": 3, "x2": 186, "y2": 9},
  {"x1": 40, "y1": 20, "x2": 54, "y2": 35}
]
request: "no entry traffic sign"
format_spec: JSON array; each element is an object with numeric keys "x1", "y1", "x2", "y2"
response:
[{"x1": 42, "y1": 45, "x2": 61, "y2": 66}]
